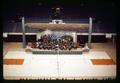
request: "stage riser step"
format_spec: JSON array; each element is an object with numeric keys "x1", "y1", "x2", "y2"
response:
[{"x1": 32, "y1": 51, "x2": 82, "y2": 55}]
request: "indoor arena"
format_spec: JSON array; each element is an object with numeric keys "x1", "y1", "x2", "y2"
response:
[{"x1": 3, "y1": 0, "x2": 116, "y2": 80}]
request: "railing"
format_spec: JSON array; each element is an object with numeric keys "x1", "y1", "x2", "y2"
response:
[
  {"x1": 25, "y1": 18, "x2": 89, "y2": 23},
  {"x1": 3, "y1": 18, "x2": 116, "y2": 33}
]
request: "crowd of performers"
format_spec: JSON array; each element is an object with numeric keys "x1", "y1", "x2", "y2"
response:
[{"x1": 31, "y1": 35, "x2": 78, "y2": 50}]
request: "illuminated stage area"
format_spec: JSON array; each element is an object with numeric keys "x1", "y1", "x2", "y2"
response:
[
  {"x1": 3, "y1": 0, "x2": 116, "y2": 80},
  {"x1": 3, "y1": 17, "x2": 116, "y2": 80},
  {"x1": 3, "y1": 51, "x2": 116, "y2": 80}
]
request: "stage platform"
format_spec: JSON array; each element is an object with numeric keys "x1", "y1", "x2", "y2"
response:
[
  {"x1": 32, "y1": 49, "x2": 83, "y2": 55},
  {"x1": 3, "y1": 51, "x2": 116, "y2": 80}
]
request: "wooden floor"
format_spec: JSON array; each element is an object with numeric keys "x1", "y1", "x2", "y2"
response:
[
  {"x1": 4, "y1": 59, "x2": 24, "y2": 65},
  {"x1": 3, "y1": 42, "x2": 116, "y2": 63},
  {"x1": 91, "y1": 59, "x2": 115, "y2": 65}
]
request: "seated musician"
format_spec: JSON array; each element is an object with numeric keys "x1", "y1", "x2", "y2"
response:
[
  {"x1": 36, "y1": 41, "x2": 39, "y2": 48},
  {"x1": 31, "y1": 41, "x2": 37, "y2": 48},
  {"x1": 73, "y1": 42, "x2": 77, "y2": 49},
  {"x1": 82, "y1": 43, "x2": 90, "y2": 52}
]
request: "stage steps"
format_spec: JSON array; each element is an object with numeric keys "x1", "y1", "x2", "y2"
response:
[{"x1": 32, "y1": 50, "x2": 82, "y2": 55}]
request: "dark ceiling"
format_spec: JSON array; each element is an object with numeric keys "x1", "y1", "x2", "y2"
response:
[
  {"x1": 2, "y1": 0, "x2": 116, "y2": 8},
  {"x1": 2, "y1": 0, "x2": 117, "y2": 22},
  {"x1": 2, "y1": 0, "x2": 117, "y2": 33}
]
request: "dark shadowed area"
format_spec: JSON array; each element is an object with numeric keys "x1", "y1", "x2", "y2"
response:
[{"x1": 2, "y1": 0, "x2": 116, "y2": 33}]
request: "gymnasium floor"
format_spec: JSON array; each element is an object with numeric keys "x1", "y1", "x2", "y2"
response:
[{"x1": 3, "y1": 42, "x2": 116, "y2": 80}]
